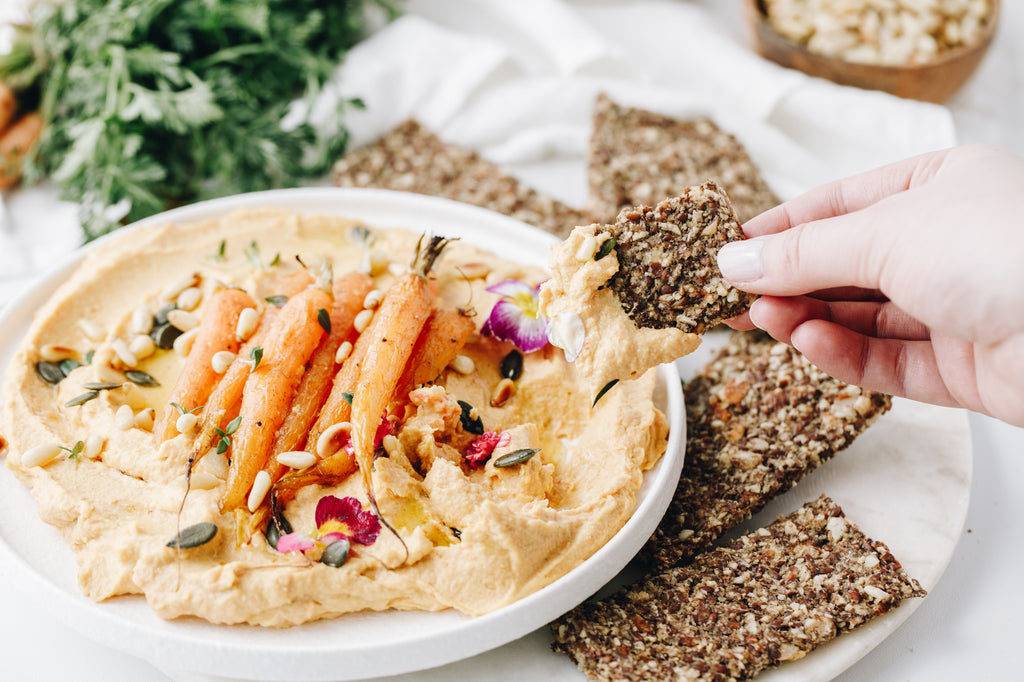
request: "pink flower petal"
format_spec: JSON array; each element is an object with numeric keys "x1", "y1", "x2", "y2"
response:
[
  {"x1": 315, "y1": 495, "x2": 363, "y2": 529},
  {"x1": 485, "y1": 300, "x2": 550, "y2": 352},
  {"x1": 319, "y1": 532, "x2": 347, "y2": 546},
  {"x1": 314, "y1": 495, "x2": 382, "y2": 546},
  {"x1": 276, "y1": 532, "x2": 315, "y2": 553}
]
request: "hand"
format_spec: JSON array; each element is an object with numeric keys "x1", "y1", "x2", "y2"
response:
[{"x1": 717, "y1": 145, "x2": 1024, "y2": 427}]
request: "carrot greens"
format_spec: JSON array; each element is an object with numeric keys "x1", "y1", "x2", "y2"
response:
[{"x1": 0, "y1": 0, "x2": 399, "y2": 240}]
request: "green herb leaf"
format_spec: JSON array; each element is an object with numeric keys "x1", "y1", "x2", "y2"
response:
[
  {"x1": 269, "y1": 252, "x2": 281, "y2": 267},
  {"x1": 265, "y1": 295, "x2": 288, "y2": 307},
  {"x1": 593, "y1": 379, "x2": 619, "y2": 406},
  {"x1": 317, "y1": 307, "x2": 331, "y2": 334},
  {"x1": 225, "y1": 415, "x2": 242, "y2": 436},
  {"x1": 214, "y1": 240, "x2": 226, "y2": 261},
  {"x1": 340, "y1": 391, "x2": 354, "y2": 406},
  {"x1": 170, "y1": 402, "x2": 187, "y2": 416},
  {"x1": 0, "y1": 0, "x2": 401, "y2": 241},
  {"x1": 250, "y1": 346, "x2": 264, "y2": 370},
  {"x1": 244, "y1": 240, "x2": 262, "y2": 269}
]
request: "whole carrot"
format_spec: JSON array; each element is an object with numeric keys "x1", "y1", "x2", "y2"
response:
[
  {"x1": 155, "y1": 288, "x2": 256, "y2": 441},
  {"x1": 263, "y1": 271, "x2": 372, "y2": 483},
  {"x1": 391, "y1": 306, "x2": 476, "y2": 408},
  {"x1": 220, "y1": 282, "x2": 332, "y2": 511}
]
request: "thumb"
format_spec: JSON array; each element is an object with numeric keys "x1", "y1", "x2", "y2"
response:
[{"x1": 717, "y1": 213, "x2": 889, "y2": 297}]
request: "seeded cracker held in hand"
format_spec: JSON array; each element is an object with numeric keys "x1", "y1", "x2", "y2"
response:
[
  {"x1": 551, "y1": 495, "x2": 924, "y2": 682},
  {"x1": 539, "y1": 181, "x2": 755, "y2": 396}
]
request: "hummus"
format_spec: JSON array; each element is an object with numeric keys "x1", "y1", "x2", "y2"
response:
[
  {"x1": 538, "y1": 224, "x2": 701, "y2": 396},
  {"x1": 0, "y1": 208, "x2": 669, "y2": 626}
]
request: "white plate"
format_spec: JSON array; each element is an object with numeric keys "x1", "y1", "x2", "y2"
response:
[
  {"x1": 0, "y1": 188, "x2": 686, "y2": 682},
  {"x1": 357, "y1": 339, "x2": 973, "y2": 682}
]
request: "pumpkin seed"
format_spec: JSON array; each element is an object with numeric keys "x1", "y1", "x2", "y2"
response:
[
  {"x1": 265, "y1": 295, "x2": 288, "y2": 307},
  {"x1": 125, "y1": 369, "x2": 160, "y2": 387},
  {"x1": 64, "y1": 391, "x2": 100, "y2": 408},
  {"x1": 593, "y1": 379, "x2": 619, "y2": 406},
  {"x1": 84, "y1": 349, "x2": 95, "y2": 365},
  {"x1": 595, "y1": 237, "x2": 616, "y2": 260},
  {"x1": 458, "y1": 400, "x2": 484, "y2": 435},
  {"x1": 493, "y1": 448, "x2": 540, "y2": 468},
  {"x1": 320, "y1": 538, "x2": 351, "y2": 567},
  {"x1": 151, "y1": 322, "x2": 183, "y2": 349},
  {"x1": 36, "y1": 361, "x2": 65, "y2": 384},
  {"x1": 59, "y1": 358, "x2": 82, "y2": 376},
  {"x1": 167, "y1": 521, "x2": 218, "y2": 549},
  {"x1": 83, "y1": 381, "x2": 123, "y2": 391},
  {"x1": 154, "y1": 303, "x2": 177, "y2": 327},
  {"x1": 499, "y1": 350, "x2": 523, "y2": 381}
]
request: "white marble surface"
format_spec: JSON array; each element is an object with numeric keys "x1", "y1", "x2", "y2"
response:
[{"x1": 1, "y1": 1, "x2": 1023, "y2": 681}]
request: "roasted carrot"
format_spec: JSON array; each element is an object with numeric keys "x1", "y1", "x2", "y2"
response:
[
  {"x1": 220, "y1": 282, "x2": 332, "y2": 511},
  {"x1": 0, "y1": 111, "x2": 42, "y2": 189},
  {"x1": 185, "y1": 271, "x2": 312, "y2": 474},
  {"x1": 348, "y1": 237, "x2": 448, "y2": 514},
  {"x1": 391, "y1": 307, "x2": 476, "y2": 407},
  {"x1": 155, "y1": 288, "x2": 256, "y2": 441},
  {"x1": 0, "y1": 83, "x2": 17, "y2": 133},
  {"x1": 264, "y1": 271, "x2": 373, "y2": 476}
]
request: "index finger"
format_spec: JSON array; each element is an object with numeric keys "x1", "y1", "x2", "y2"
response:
[{"x1": 744, "y1": 148, "x2": 951, "y2": 238}]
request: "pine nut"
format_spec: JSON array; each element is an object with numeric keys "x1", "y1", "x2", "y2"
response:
[
  {"x1": 490, "y1": 378, "x2": 516, "y2": 407},
  {"x1": 354, "y1": 309, "x2": 374, "y2": 333},
  {"x1": 247, "y1": 470, "x2": 272, "y2": 512},
  {"x1": 450, "y1": 354, "x2": 475, "y2": 375},
  {"x1": 236, "y1": 307, "x2": 260, "y2": 342},
  {"x1": 277, "y1": 450, "x2": 317, "y2": 470},
  {"x1": 115, "y1": 405, "x2": 135, "y2": 430},
  {"x1": 173, "y1": 328, "x2": 199, "y2": 356},
  {"x1": 335, "y1": 340, "x2": 353, "y2": 364},
  {"x1": 22, "y1": 442, "x2": 63, "y2": 468},
  {"x1": 316, "y1": 422, "x2": 352, "y2": 458},
  {"x1": 84, "y1": 434, "x2": 105, "y2": 459},
  {"x1": 79, "y1": 319, "x2": 105, "y2": 342},
  {"x1": 128, "y1": 334, "x2": 156, "y2": 361},
  {"x1": 39, "y1": 344, "x2": 75, "y2": 363},
  {"x1": 167, "y1": 309, "x2": 199, "y2": 332},
  {"x1": 130, "y1": 305, "x2": 153, "y2": 335},
  {"x1": 575, "y1": 234, "x2": 598, "y2": 261},
  {"x1": 134, "y1": 407, "x2": 155, "y2": 431},
  {"x1": 111, "y1": 338, "x2": 139, "y2": 368},
  {"x1": 362, "y1": 289, "x2": 384, "y2": 309},
  {"x1": 161, "y1": 272, "x2": 200, "y2": 301},
  {"x1": 176, "y1": 412, "x2": 199, "y2": 434},
  {"x1": 211, "y1": 350, "x2": 236, "y2": 374},
  {"x1": 176, "y1": 287, "x2": 203, "y2": 311}
]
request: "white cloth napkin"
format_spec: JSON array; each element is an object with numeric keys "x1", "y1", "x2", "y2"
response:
[{"x1": 0, "y1": 0, "x2": 958, "y2": 310}]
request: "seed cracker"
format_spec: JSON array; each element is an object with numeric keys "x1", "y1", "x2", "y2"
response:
[
  {"x1": 647, "y1": 331, "x2": 892, "y2": 568},
  {"x1": 331, "y1": 119, "x2": 585, "y2": 238},
  {"x1": 551, "y1": 495, "x2": 925, "y2": 682},
  {"x1": 587, "y1": 93, "x2": 780, "y2": 224},
  {"x1": 605, "y1": 180, "x2": 757, "y2": 335}
]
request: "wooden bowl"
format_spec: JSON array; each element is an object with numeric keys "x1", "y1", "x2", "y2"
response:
[{"x1": 744, "y1": 0, "x2": 999, "y2": 103}]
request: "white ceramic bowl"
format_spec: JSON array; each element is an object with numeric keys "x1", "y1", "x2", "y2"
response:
[{"x1": 0, "y1": 188, "x2": 686, "y2": 681}]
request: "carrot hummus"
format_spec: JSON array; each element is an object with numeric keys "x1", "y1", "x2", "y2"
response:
[{"x1": 0, "y1": 208, "x2": 669, "y2": 626}]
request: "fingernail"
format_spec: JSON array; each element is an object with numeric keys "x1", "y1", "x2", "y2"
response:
[{"x1": 717, "y1": 240, "x2": 764, "y2": 282}]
